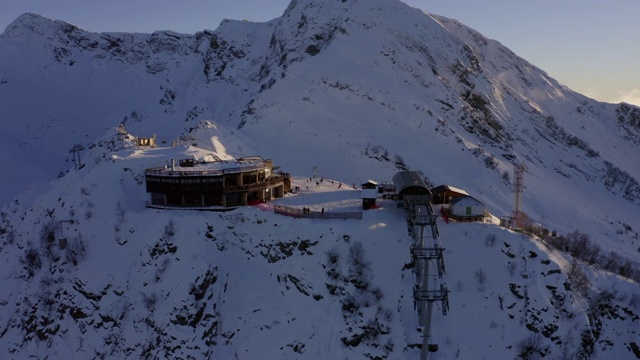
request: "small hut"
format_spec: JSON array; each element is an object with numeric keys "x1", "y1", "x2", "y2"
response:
[
  {"x1": 361, "y1": 180, "x2": 379, "y2": 209},
  {"x1": 450, "y1": 196, "x2": 485, "y2": 220}
]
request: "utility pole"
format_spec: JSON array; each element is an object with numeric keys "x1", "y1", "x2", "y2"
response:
[
  {"x1": 511, "y1": 162, "x2": 526, "y2": 229},
  {"x1": 70, "y1": 144, "x2": 85, "y2": 169},
  {"x1": 58, "y1": 219, "x2": 74, "y2": 250}
]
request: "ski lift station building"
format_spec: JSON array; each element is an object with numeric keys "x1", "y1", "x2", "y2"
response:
[
  {"x1": 145, "y1": 156, "x2": 290, "y2": 209},
  {"x1": 392, "y1": 171, "x2": 431, "y2": 197}
]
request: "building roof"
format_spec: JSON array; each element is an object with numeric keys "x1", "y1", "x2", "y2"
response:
[
  {"x1": 430, "y1": 184, "x2": 469, "y2": 196},
  {"x1": 145, "y1": 156, "x2": 273, "y2": 177},
  {"x1": 450, "y1": 195, "x2": 484, "y2": 206},
  {"x1": 392, "y1": 171, "x2": 431, "y2": 196}
]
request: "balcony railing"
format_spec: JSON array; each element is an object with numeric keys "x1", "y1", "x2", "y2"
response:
[
  {"x1": 223, "y1": 175, "x2": 286, "y2": 193},
  {"x1": 274, "y1": 204, "x2": 362, "y2": 220},
  {"x1": 145, "y1": 162, "x2": 270, "y2": 177}
]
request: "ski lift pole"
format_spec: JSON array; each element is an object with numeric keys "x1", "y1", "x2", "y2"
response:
[{"x1": 58, "y1": 219, "x2": 74, "y2": 250}]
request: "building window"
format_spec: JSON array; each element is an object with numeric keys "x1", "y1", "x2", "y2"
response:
[
  {"x1": 243, "y1": 172, "x2": 258, "y2": 185},
  {"x1": 204, "y1": 193, "x2": 223, "y2": 206},
  {"x1": 184, "y1": 194, "x2": 202, "y2": 206},
  {"x1": 166, "y1": 193, "x2": 182, "y2": 206},
  {"x1": 225, "y1": 175, "x2": 238, "y2": 187},
  {"x1": 202, "y1": 177, "x2": 222, "y2": 184},
  {"x1": 247, "y1": 191, "x2": 259, "y2": 203},
  {"x1": 226, "y1": 193, "x2": 241, "y2": 206},
  {"x1": 151, "y1": 193, "x2": 165, "y2": 205}
]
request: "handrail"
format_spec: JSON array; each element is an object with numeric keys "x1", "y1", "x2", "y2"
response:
[
  {"x1": 273, "y1": 204, "x2": 362, "y2": 220},
  {"x1": 224, "y1": 176, "x2": 286, "y2": 193},
  {"x1": 145, "y1": 162, "x2": 271, "y2": 177}
]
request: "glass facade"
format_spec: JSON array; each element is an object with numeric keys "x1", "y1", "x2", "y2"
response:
[{"x1": 145, "y1": 159, "x2": 288, "y2": 209}]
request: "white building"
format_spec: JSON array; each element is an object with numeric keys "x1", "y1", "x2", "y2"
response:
[{"x1": 450, "y1": 196, "x2": 485, "y2": 218}]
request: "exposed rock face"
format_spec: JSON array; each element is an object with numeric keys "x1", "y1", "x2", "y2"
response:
[{"x1": 0, "y1": 3, "x2": 640, "y2": 358}]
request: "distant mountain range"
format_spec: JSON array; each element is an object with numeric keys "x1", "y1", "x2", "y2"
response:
[{"x1": 1, "y1": 0, "x2": 639, "y2": 358}]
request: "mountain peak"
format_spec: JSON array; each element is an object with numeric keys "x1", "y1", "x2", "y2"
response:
[
  {"x1": 2, "y1": 12, "x2": 81, "y2": 39},
  {"x1": 1, "y1": 2, "x2": 640, "y2": 357}
]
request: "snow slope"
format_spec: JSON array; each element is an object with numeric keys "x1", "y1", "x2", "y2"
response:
[
  {"x1": 1, "y1": 141, "x2": 638, "y2": 359},
  {"x1": 1, "y1": 0, "x2": 639, "y2": 358}
]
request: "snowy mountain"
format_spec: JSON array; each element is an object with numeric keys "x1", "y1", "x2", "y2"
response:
[{"x1": 1, "y1": 0, "x2": 639, "y2": 358}]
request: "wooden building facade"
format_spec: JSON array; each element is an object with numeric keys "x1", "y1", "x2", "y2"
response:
[{"x1": 145, "y1": 156, "x2": 290, "y2": 209}]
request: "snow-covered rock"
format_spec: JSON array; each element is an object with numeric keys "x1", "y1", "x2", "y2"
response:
[{"x1": 1, "y1": 0, "x2": 639, "y2": 358}]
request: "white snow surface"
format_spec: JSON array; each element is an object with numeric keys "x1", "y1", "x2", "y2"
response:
[{"x1": 1, "y1": 0, "x2": 639, "y2": 358}]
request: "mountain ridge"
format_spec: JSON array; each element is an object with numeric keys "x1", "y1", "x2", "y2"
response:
[
  {"x1": 1, "y1": 0, "x2": 639, "y2": 358},
  {"x1": 1, "y1": 0, "x2": 638, "y2": 291}
]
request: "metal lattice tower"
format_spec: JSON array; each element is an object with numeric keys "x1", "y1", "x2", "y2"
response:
[
  {"x1": 511, "y1": 162, "x2": 526, "y2": 229},
  {"x1": 404, "y1": 195, "x2": 449, "y2": 360}
]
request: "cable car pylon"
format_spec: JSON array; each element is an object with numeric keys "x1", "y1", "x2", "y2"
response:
[{"x1": 404, "y1": 195, "x2": 450, "y2": 359}]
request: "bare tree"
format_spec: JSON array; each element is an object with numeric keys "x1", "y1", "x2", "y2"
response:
[{"x1": 566, "y1": 260, "x2": 589, "y2": 297}]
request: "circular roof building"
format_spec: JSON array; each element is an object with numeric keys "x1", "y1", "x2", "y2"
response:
[{"x1": 145, "y1": 156, "x2": 290, "y2": 210}]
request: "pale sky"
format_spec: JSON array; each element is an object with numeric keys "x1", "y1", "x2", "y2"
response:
[{"x1": 1, "y1": 0, "x2": 638, "y2": 106}]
